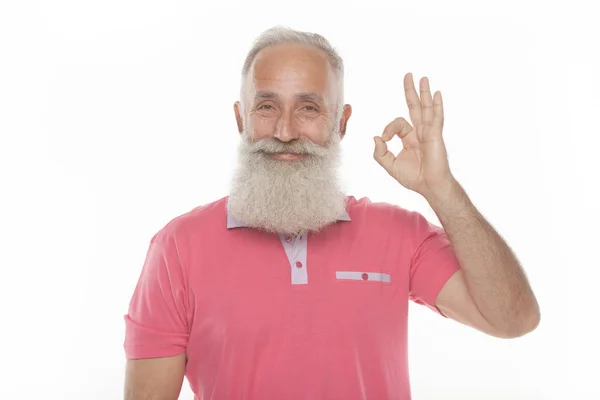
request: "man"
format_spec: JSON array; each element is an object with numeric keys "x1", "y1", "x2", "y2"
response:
[{"x1": 123, "y1": 26, "x2": 540, "y2": 400}]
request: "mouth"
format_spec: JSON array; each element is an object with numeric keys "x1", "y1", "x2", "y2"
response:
[{"x1": 269, "y1": 152, "x2": 305, "y2": 161}]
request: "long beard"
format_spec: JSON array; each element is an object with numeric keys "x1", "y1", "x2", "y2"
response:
[{"x1": 227, "y1": 128, "x2": 348, "y2": 235}]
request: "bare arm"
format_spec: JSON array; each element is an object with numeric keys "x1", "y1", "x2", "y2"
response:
[
  {"x1": 371, "y1": 73, "x2": 539, "y2": 338},
  {"x1": 431, "y1": 178, "x2": 540, "y2": 338},
  {"x1": 124, "y1": 353, "x2": 186, "y2": 400}
]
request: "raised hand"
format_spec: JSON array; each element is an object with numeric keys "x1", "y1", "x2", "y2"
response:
[{"x1": 373, "y1": 73, "x2": 455, "y2": 200}]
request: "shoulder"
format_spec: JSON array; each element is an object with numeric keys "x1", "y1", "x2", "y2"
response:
[
  {"x1": 346, "y1": 195, "x2": 424, "y2": 226},
  {"x1": 150, "y1": 196, "x2": 228, "y2": 244},
  {"x1": 346, "y1": 195, "x2": 442, "y2": 241}
]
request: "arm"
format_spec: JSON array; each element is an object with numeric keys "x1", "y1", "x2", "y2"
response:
[
  {"x1": 373, "y1": 73, "x2": 540, "y2": 339},
  {"x1": 123, "y1": 227, "x2": 191, "y2": 398},
  {"x1": 125, "y1": 353, "x2": 186, "y2": 400},
  {"x1": 431, "y1": 178, "x2": 540, "y2": 338}
]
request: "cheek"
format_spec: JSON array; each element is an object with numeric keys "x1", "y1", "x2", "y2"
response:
[
  {"x1": 300, "y1": 118, "x2": 331, "y2": 144},
  {"x1": 247, "y1": 117, "x2": 275, "y2": 139},
  {"x1": 302, "y1": 131, "x2": 327, "y2": 145}
]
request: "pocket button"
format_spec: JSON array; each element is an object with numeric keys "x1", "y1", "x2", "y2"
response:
[{"x1": 361, "y1": 273, "x2": 369, "y2": 280}]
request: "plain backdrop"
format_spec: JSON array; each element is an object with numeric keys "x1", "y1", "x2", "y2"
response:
[{"x1": 1, "y1": 1, "x2": 598, "y2": 399}]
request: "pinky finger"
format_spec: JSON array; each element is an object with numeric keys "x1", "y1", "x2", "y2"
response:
[{"x1": 432, "y1": 91, "x2": 444, "y2": 130}]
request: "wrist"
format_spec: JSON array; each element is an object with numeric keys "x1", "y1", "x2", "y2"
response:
[{"x1": 425, "y1": 177, "x2": 472, "y2": 216}]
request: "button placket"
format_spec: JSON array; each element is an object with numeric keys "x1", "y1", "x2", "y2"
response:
[{"x1": 280, "y1": 231, "x2": 308, "y2": 285}]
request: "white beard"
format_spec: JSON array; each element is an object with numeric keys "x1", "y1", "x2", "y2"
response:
[{"x1": 227, "y1": 126, "x2": 348, "y2": 235}]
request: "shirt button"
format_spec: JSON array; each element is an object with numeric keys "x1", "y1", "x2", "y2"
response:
[
  {"x1": 295, "y1": 261, "x2": 303, "y2": 268},
  {"x1": 285, "y1": 235, "x2": 293, "y2": 242},
  {"x1": 362, "y1": 273, "x2": 369, "y2": 280}
]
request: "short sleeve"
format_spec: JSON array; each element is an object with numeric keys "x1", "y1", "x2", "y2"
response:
[
  {"x1": 408, "y1": 211, "x2": 461, "y2": 316},
  {"x1": 123, "y1": 228, "x2": 190, "y2": 359}
]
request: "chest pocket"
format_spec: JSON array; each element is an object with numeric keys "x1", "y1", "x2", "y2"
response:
[{"x1": 335, "y1": 271, "x2": 391, "y2": 283}]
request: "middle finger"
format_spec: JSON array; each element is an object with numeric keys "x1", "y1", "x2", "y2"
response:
[{"x1": 404, "y1": 72, "x2": 422, "y2": 128}]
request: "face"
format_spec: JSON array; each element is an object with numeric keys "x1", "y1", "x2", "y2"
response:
[
  {"x1": 228, "y1": 43, "x2": 352, "y2": 235},
  {"x1": 236, "y1": 43, "x2": 351, "y2": 150}
]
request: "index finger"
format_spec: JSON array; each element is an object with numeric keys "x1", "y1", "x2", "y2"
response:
[
  {"x1": 404, "y1": 73, "x2": 422, "y2": 127},
  {"x1": 382, "y1": 117, "x2": 413, "y2": 141}
]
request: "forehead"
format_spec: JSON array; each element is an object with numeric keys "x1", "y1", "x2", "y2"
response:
[{"x1": 248, "y1": 44, "x2": 336, "y2": 99}]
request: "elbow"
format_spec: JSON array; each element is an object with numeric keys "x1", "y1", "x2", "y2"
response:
[{"x1": 499, "y1": 305, "x2": 541, "y2": 339}]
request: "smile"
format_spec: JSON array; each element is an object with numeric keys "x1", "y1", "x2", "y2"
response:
[{"x1": 270, "y1": 152, "x2": 305, "y2": 160}]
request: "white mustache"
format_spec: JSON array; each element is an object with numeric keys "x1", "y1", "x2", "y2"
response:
[{"x1": 245, "y1": 137, "x2": 330, "y2": 158}]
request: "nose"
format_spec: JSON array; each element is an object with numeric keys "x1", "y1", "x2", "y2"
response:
[{"x1": 274, "y1": 110, "x2": 300, "y2": 142}]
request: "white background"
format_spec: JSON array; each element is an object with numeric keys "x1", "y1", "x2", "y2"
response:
[{"x1": 1, "y1": 1, "x2": 598, "y2": 399}]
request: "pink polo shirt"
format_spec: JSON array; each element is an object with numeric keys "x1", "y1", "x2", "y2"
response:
[{"x1": 123, "y1": 195, "x2": 460, "y2": 399}]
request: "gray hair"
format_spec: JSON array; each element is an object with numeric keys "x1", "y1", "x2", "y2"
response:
[{"x1": 239, "y1": 26, "x2": 345, "y2": 119}]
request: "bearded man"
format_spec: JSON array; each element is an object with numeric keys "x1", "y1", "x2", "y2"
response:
[{"x1": 123, "y1": 26, "x2": 540, "y2": 400}]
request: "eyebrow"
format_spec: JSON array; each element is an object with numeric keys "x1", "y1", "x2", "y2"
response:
[{"x1": 254, "y1": 91, "x2": 325, "y2": 104}]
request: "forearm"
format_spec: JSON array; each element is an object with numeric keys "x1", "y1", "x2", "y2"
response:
[{"x1": 426, "y1": 178, "x2": 540, "y2": 336}]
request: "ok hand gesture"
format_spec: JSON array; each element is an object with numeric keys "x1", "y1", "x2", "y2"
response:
[{"x1": 373, "y1": 73, "x2": 455, "y2": 200}]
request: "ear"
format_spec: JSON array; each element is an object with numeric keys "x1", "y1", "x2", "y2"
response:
[
  {"x1": 233, "y1": 101, "x2": 244, "y2": 134},
  {"x1": 339, "y1": 104, "x2": 352, "y2": 139}
]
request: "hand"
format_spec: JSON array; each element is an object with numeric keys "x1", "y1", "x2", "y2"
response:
[{"x1": 373, "y1": 73, "x2": 455, "y2": 200}]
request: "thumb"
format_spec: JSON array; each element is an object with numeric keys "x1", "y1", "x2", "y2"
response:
[{"x1": 373, "y1": 136, "x2": 394, "y2": 174}]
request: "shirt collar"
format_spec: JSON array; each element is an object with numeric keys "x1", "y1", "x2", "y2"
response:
[{"x1": 226, "y1": 200, "x2": 351, "y2": 229}]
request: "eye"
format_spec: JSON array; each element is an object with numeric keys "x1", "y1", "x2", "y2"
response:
[
  {"x1": 257, "y1": 104, "x2": 274, "y2": 111},
  {"x1": 303, "y1": 105, "x2": 319, "y2": 112}
]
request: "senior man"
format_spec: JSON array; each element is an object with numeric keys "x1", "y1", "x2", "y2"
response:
[{"x1": 123, "y1": 26, "x2": 540, "y2": 400}]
